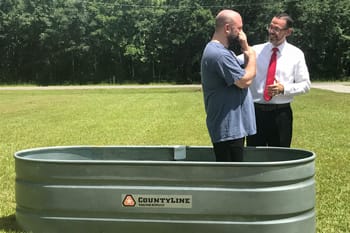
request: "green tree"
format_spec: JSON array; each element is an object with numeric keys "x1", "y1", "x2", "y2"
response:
[{"x1": 1, "y1": 0, "x2": 349, "y2": 84}]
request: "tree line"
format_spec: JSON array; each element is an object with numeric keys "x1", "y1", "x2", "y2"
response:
[{"x1": 0, "y1": 0, "x2": 349, "y2": 85}]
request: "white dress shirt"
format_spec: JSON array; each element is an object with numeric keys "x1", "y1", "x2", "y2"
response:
[{"x1": 248, "y1": 41, "x2": 311, "y2": 104}]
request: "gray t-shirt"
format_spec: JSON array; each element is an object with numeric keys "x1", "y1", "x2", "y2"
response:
[{"x1": 201, "y1": 41, "x2": 256, "y2": 143}]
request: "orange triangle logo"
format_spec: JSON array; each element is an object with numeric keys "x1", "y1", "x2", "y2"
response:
[{"x1": 123, "y1": 195, "x2": 136, "y2": 207}]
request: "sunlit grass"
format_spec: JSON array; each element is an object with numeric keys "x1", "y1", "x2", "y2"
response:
[
  {"x1": 292, "y1": 89, "x2": 350, "y2": 233},
  {"x1": 0, "y1": 87, "x2": 349, "y2": 232}
]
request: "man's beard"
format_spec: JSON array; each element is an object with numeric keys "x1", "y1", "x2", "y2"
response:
[
  {"x1": 268, "y1": 33, "x2": 280, "y2": 46},
  {"x1": 227, "y1": 34, "x2": 239, "y2": 51}
]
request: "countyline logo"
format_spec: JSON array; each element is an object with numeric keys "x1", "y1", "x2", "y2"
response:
[
  {"x1": 122, "y1": 194, "x2": 136, "y2": 207},
  {"x1": 122, "y1": 194, "x2": 192, "y2": 208}
]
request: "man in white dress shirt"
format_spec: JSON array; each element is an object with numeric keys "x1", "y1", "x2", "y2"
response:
[{"x1": 247, "y1": 13, "x2": 311, "y2": 147}]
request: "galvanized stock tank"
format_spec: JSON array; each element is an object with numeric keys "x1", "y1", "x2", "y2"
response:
[{"x1": 14, "y1": 146, "x2": 316, "y2": 233}]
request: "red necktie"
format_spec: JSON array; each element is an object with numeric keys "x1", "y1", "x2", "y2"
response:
[{"x1": 264, "y1": 47, "x2": 278, "y2": 101}]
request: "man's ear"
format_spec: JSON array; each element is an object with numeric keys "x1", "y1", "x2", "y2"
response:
[{"x1": 224, "y1": 24, "x2": 230, "y2": 34}]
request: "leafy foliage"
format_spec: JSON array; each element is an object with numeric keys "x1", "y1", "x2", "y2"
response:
[{"x1": 0, "y1": 0, "x2": 349, "y2": 84}]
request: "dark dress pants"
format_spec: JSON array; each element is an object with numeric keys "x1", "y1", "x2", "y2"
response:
[
  {"x1": 213, "y1": 138, "x2": 245, "y2": 162},
  {"x1": 247, "y1": 104, "x2": 293, "y2": 147}
]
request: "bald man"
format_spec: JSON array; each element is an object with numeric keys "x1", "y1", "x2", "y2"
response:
[{"x1": 201, "y1": 9, "x2": 256, "y2": 162}]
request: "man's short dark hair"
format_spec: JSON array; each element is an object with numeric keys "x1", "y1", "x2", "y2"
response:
[{"x1": 276, "y1": 13, "x2": 294, "y2": 28}]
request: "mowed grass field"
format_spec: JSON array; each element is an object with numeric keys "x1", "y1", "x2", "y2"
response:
[{"x1": 0, "y1": 86, "x2": 349, "y2": 233}]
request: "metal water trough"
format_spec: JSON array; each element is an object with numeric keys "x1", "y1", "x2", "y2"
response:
[{"x1": 14, "y1": 146, "x2": 316, "y2": 233}]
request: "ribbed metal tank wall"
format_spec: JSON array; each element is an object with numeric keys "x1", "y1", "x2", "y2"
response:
[{"x1": 14, "y1": 146, "x2": 316, "y2": 233}]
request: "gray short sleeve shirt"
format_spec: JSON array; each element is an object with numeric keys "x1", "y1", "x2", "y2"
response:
[{"x1": 201, "y1": 42, "x2": 256, "y2": 143}]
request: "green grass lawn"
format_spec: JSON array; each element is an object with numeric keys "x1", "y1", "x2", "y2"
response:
[{"x1": 0, "y1": 87, "x2": 349, "y2": 232}]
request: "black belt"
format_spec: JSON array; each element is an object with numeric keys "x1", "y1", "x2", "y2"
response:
[{"x1": 254, "y1": 103, "x2": 290, "y2": 111}]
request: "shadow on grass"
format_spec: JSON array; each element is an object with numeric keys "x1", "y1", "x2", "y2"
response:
[{"x1": 0, "y1": 214, "x2": 23, "y2": 232}]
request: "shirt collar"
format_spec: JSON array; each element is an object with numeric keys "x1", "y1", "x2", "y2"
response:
[{"x1": 268, "y1": 40, "x2": 287, "y2": 53}]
